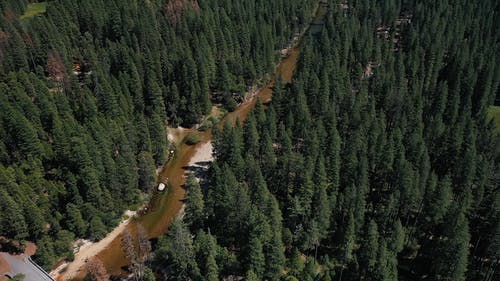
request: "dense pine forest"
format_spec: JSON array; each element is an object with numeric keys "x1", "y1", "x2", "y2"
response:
[
  {"x1": 151, "y1": 0, "x2": 500, "y2": 281},
  {"x1": 0, "y1": 0, "x2": 316, "y2": 270},
  {"x1": 0, "y1": 0, "x2": 499, "y2": 281}
]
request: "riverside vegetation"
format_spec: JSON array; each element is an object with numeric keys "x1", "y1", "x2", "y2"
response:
[
  {"x1": 0, "y1": 0, "x2": 316, "y2": 271},
  {"x1": 150, "y1": 1, "x2": 500, "y2": 281},
  {"x1": 0, "y1": 0, "x2": 499, "y2": 281}
]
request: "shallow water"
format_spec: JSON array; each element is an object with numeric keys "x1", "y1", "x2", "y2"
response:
[{"x1": 64, "y1": 3, "x2": 327, "y2": 279}]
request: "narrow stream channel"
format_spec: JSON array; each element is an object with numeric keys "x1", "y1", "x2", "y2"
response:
[{"x1": 64, "y1": 3, "x2": 328, "y2": 280}]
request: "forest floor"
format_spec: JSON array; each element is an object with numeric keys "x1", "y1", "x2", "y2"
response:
[
  {"x1": 20, "y1": 2, "x2": 47, "y2": 19},
  {"x1": 487, "y1": 106, "x2": 500, "y2": 132},
  {"x1": 50, "y1": 213, "x2": 135, "y2": 281}
]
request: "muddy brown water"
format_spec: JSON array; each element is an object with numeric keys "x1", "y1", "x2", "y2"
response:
[
  {"x1": 89, "y1": 50, "x2": 301, "y2": 281},
  {"x1": 63, "y1": 4, "x2": 328, "y2": 280},
  {"x1": 93, "y1": 46, "x2": 300, "y2": 280}
]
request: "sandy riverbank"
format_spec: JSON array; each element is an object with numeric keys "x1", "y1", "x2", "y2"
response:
[
  {"x1": 50, "y1": 212, "x2": 135, "y2": 281},
  {"x1": 188, "y1": 141, "x2": 213, "y2": 167},
  {"x1": 51, "y1": 138, "x2": 214, "y2": 281}
]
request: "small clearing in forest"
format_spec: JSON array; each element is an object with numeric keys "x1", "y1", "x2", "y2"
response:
[
  {"x1": 487, "y1": 106, "x2": 500, "y2": 132},
  {"x1": 20, "y1": 2, "x2": 47, "y2": 19}
]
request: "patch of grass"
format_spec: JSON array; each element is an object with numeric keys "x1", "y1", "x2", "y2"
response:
[
  {"x1": 20, "y1": 2, "x2": 47, "y2": 20},
  {"x1": 198, "y1": 116, "x2": 218, "y2": 131},
  {"x1": 487, "y1": 106, "x2": 500, "y2": 132},
  {"x1": 184, "y1": 133, "x2": 202, "y2": 145}
]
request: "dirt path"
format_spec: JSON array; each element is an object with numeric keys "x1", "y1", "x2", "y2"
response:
[
  {"x1": 51, "y1": 138, "x2": 214, "y2": 281},
  {"x1": 52, "y1": 3, "x2": 323, "y2": 278},
  {"x1": 52, "y1": 45, "x2": 302, "y2": 281},
  {"x1": 0, "y1": 254, "x2": 10, "y2": 281},
  {"x1": 50, "y1": 216, "x2": 133, "y2": 281}
]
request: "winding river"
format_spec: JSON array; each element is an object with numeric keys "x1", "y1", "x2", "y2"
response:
[{"x1": 59, "y1": 3, "x2": 328, "y2": 280}]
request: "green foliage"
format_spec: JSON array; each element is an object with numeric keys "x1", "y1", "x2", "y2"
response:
[
  {"x1": 360, "y1": 220, "x2": 379, "y2": 272},
  {"x1": 246, "y1": 269, "x2": 260, "y2": 281},
  {"x1": 0, "y1": 0, "x2": 317, "y2": 266},
  {"x1": 33, "y1": 236, "x2": 56, "y2": 269},
  {"x1": 143, "y1": 267, "x2": 156, "y2": 281},
  {"x1": 184, "y1": 133, "x2": 202, "y2": 146},
  {"x1": 184, "y1": 173, "x2": 204, "y2": 229},
  {"x1": 19, "y1": 2, "x2": 47, "y2": 20},
  {"x1": 11, "y1": 273, "x2": 25, "y2": 281},
  {"x1": 288, "y1": 248, "x2": 305, "y2": 277},
  {"x1": 0, "y1": 0, "x2": 498, "y2": 280},
  {"x1": 53, "y1": 230, "x2": 75, "y2": 260},
  {"x1": 0, "y1": 189, "x2": 28, "y2": 240},
  {"x1": 430, "y1": 204, "x2": 471, "y2": 281},
  {"x1": 88, "y1": 216, "x2": 107, "y2": 241},
  {"x1": 148, "y1": 0, "x2": 499, "y2": 280},
  {"x1": 138, "y1": 151, "x2": 157, "y2": 191},
  {"x1": 247, "y1": 237, "x2": 265, "y2": 277},
  {"x1": 487, "y1": 106, "x2": 500, "y2": 132},
  {"x1": 154, "y1": 218, "x2": 199, "y2": 279},
  {"x1": 64, "y1": 204, "x2": 87, "y2": 238}
]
